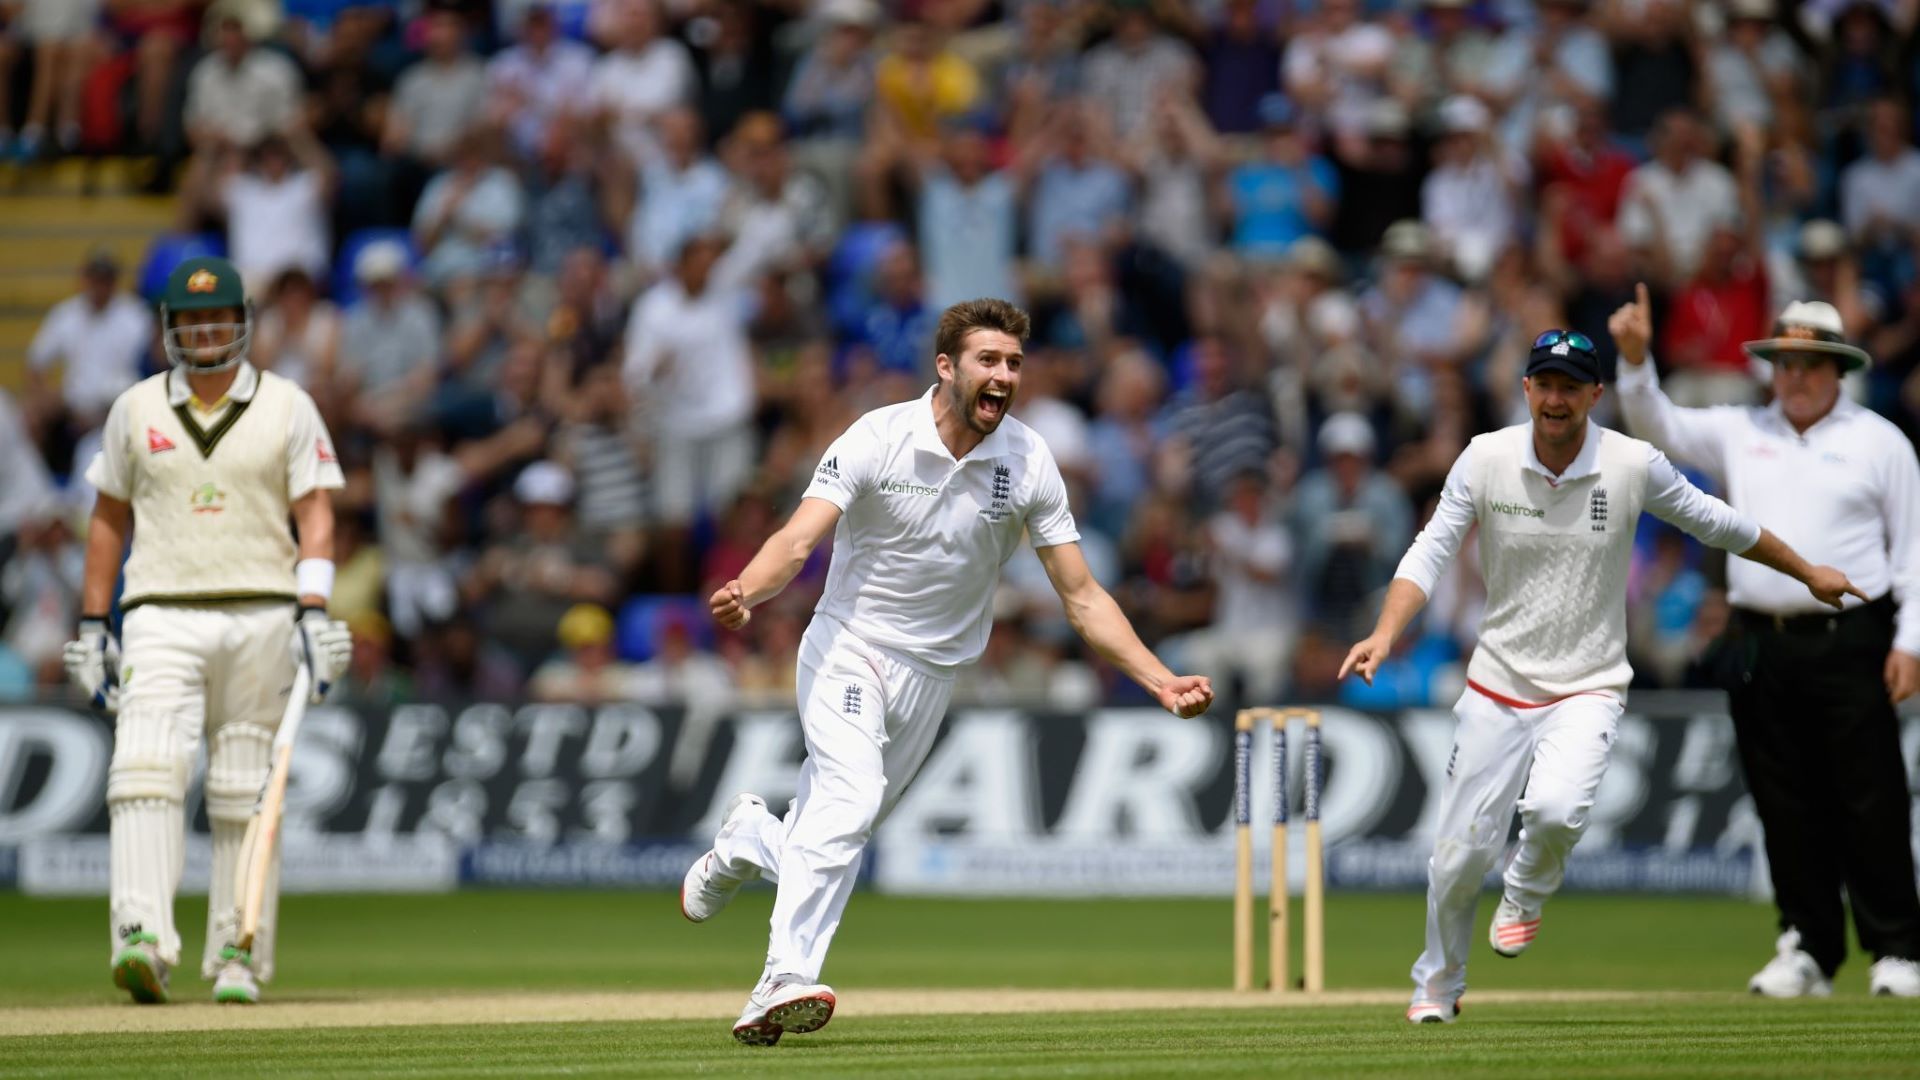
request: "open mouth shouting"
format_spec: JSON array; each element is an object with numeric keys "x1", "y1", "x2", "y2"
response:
[
  {"x1": 976, "y1": 386, "x2": 1011, "y2": 426},
  {"x1": 1538, "y1": 405, "x2": 1574, "y2": 430}
]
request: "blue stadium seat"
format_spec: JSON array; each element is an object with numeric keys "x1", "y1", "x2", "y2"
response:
[
  {"x1": 552, "y1": 1, "x2": 593, "y2": 41},
  {"x1": 614, "y1": 595, "x2": 714, "y2": 662},
  {"x1": 138, "y1": 234, "x2": 226, "y2": 302},
  {"x1": 333, "y1": 228, "x2": 418, "y2": 307}
]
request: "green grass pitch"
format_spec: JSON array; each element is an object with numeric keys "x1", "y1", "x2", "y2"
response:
[{"x1": 3, "y1": 890, "x2": 1917, "y2": 1077}]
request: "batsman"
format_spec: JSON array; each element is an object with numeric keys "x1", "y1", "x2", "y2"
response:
[{"x1": 63, "y1": 256, "x2": 351, "y2": 1005}]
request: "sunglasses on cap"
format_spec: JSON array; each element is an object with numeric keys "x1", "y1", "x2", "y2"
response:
[{"x1": 1532, "y1": 329, "x2": 1596, "y2": 355}]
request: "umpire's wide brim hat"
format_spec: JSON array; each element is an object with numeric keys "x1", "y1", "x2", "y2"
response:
[{"x1": 1742, "y1": 300, "x2": 1871, "y2": 371}]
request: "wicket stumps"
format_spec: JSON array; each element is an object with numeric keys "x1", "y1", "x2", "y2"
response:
[{"x1": 1233, "y1": 707, "x2": 1325, "y2": 994}]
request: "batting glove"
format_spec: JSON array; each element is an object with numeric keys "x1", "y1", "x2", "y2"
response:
[
  {"x1": 62, "y1": 616, "x2": 121, "y2": 713},
  {"x1": 294, "y1": 604, "x2": 352, "y2": 703}
]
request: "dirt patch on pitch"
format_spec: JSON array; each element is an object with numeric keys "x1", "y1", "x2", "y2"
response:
[{"x1": 0, "y1": 987, "x2": 1662, "y2": 1038}]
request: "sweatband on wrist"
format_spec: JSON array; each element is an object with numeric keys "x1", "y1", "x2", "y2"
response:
[{"x1": 296, "y1": 559, "x2": 335, "y2": 600}]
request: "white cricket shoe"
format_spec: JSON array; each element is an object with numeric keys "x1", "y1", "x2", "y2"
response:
[
  {"x1": 1406, "y1": 1000, "x2": 1460, "y2": 1024},
  {"x1": 732, "y1": 978, "x2": 837, "y2": 1046},
  {"x1": 1489, "y1": 896, "x2": 1541, "y2": 958},
  {"x1": 1748, "y1": 929, "x2": 1831, "y2": 998},
  {"x1": 111, "y1": 931, "x2": 169, "y2": 1005},
  {"x1": 212, "y1": 946, "x2": 260, "y2": 1004},
  {"x1": 1869, "y1": 957, "x2": 1920, "y2": 997},
  {"x1": 680, "y1": 793, "x2": 767, "y2": 923}
]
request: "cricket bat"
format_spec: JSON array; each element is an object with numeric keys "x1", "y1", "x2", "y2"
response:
[{"x1": 235, "y1": 663, "x2": 310, "y2": 953}]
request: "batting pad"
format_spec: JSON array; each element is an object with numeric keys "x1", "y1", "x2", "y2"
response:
[
  {"x1": 205, "y1": 721, "x2": 276, "y2": 980},
  {"x1": 107, "y1": 705, "x2": 189, "y2": 966}
]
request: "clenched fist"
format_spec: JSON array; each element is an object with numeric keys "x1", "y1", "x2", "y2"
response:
[
  {"x1": 1155, "y1": 675, "x2": 1215, "y2": 718},
  {"x1": 710, "y1": 580, "x2": 751, "y2": 630}
]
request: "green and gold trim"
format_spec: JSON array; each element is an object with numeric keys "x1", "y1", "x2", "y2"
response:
[
  {"x1": 120, "y1": 591, "x2": 297, "y2": 613},
  {"x1": 171, "y1": 398, "x2": 253, "y2": 458}
]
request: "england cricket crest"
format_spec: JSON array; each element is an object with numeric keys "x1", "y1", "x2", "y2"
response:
[
  {"x1": 980, "y1": 463, "x2": 1013, "y2": 523},
  {"x1": 1589, "y1": 486, "x2": 1609, "y2": 532}
]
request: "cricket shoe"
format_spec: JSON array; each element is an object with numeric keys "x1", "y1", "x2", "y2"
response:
[
  {"x1": 681, "y1": 793, "x2": 767, "y2": 923},
  {"x1": 1489, "y1": 896, "x2": 1541, "y2": 958},
  {"x1": 212, "y1": 946, "x2": 260, "y2": 1004},
  {"x1": 732, "y1": 979, "x2": 837, "y2": 1046},
  {"x1": 111, "y1": 931, "x2": 170, "y2": 1005},
  {"x1": 1869, "y1": 957, "x2": 1920, "y2": 997},
  {"x1": 1406, "y1": 1000, "x2": 1461, "y2": 1024},
  {"x1": 1748, "y1": 929, "x2": 1831, "y2": 998}
]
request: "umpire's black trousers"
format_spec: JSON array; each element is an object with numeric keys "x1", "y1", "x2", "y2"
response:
[{"x1": 1726, "y1": 594, "x2": 1920, "y2": 975}]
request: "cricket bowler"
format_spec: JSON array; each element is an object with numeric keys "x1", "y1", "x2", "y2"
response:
[
  {"x1": 1337, "y1": 329, "x2": 1864, "y2": 1023},
  {"x1": 690, "y1": 298, "x2": 1216, "y2": 1045},
  {"x1": 63, "y1": 256, "x2": 351, "y2": 1004}
]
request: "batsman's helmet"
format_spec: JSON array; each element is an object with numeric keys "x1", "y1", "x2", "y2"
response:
[{"x1": 159, "y1": 255, "x2": 252, "y2": 372}]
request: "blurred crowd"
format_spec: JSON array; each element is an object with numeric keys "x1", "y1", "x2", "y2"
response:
[{"x1": 6, "y1": 0, "x2": 1920, "y2": 711}]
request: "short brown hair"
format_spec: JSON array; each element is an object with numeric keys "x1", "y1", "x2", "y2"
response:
[{"x1": 934, "y1": 298, "x2": 1031, "y2": 360}]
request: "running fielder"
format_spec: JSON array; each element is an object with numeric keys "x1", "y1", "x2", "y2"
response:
[
  {"x1": 690, "y1": 298, "x2": 1215, "y2": 1045},
  {"x1": 63, "y1": 256, "x2": 351, "y2": 1005},
  {"x1": 1337, "y1": 329, "x2": 1863, "y2": 1024}
]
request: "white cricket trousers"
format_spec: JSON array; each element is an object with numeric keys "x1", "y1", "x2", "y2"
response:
[
  {"x1": 1410, "y1": 686, "x2": 1624, "y2": 1005},
  {"x1": 110, "y1": 601, "x2": 296, "y2": 980},
  {"x1": 714, "y1": 614, "x2": 955, "y2": 984}
]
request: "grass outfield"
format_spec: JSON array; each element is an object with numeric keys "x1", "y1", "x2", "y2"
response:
[{"x1": 3, "y1": 891, "x2": 1918, "y2": 1076}]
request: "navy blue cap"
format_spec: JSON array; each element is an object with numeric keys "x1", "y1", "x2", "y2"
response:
[{"x1": 1526, "y1": 329, "x2": 1602, "y2": 383}]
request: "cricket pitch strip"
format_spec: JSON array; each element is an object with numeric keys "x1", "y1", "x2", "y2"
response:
[{"x1": 0, "y1": 987, "x2": 1673, "y2": 1037}]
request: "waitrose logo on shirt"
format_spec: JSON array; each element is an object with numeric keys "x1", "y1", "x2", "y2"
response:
[
  {"x1": 1490, "y1": 501, "x2": 1545, "y2": 519},
  {"x1": 879, "y1": 479, "x2": 942, "y2": 497}
]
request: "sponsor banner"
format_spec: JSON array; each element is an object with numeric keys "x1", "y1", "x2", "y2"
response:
[
  {"x1": 870, "y1": 839, "x2": 1758, "y2": 896},
  {"x1": 2, "y1": 697, "x2": 1914, "y2": 897},
  {"x1": 19, "y1": 834, "x2": 457, "y2": 896}
]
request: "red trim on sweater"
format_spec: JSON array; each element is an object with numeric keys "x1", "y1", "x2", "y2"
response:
[{"x1": 1466, "y1": 679, "x2": 1617, "y2": 710}]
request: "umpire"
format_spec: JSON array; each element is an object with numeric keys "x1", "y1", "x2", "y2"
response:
[{"x1": 1610, "y1": 285, "x2": 1920, "y2": 998}]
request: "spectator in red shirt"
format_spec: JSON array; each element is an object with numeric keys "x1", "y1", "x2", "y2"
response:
[
  {"x1": 1535, "y1": 101, "x2": 1636, "y2": 267},
  {"x1": 1658, "y1": 215, "x2": 1771, "y2": 406}
]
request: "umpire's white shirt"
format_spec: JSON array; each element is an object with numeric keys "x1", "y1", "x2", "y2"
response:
[
  {"x1": 1396, "y1": 422, "x2": 1760, "y2": 703},
  {"x1": 802, "y1": 386, "x2": 1080, "y2": 671},
  {"x1": 1616, "y1": 360, "x2": 1920, "y2": 656}
]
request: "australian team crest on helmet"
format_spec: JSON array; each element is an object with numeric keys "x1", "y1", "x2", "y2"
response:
[{"x1": 185, "y1": 269, "x2": 219, "y2": 293}]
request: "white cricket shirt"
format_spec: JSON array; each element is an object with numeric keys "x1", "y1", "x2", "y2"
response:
[
  {"x1": 1616, "y1": 359, "x2": 1920, "y2": 655},
  {"x1": 802, "y1": 386, "x2": 1081, "y2": 671},
  {"x1": 1396, "y1": 422, "x2": 1760, "y2": 703},
  {"x1": 85, "y1": 362, "x2": 345, "y2": 608}
]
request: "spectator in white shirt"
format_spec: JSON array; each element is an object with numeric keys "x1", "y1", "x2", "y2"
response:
[
  {"x1": 1171, "y1": 468, "x2": 1298, "y2": 702},
  {"x1": 591, "y1": 0, "x2": 697, "y2": 170},
  {"x1": 339, "y1": 241, "x2": 444, "y2": 432},
  {"x1": 1283, "y1": 0, "x2": 1397, "y2": 141},
  {"x1": 622, "y1": 107, "x2": 730, "y2": 279},
  {"x1": 252, "y1": 268, "x2": 341, "y2": 394},
  {"x1": 1618, "y1": 109, "x2": 1741, "y2": 281},
  {"x1": 1080, "y1": 1, "x2": 1200, "y2": 139},
  {"x1": 1479, "y1": 0, "x2": 1612, "y2": 159},
  {"x1": 382, "y1": 8, "x2": 488, "y2": 169},
  {"x1": 182, "y1": 13, "x2": 302, "y2": 154},
  {"x1": 622, "y1": 234, "x2": 757, "y2": 584},
  {"x1": 26, "y1": 251, "x2": 153, "y2": 470},
  {"x1": 214, "y1": 130, "x2": 337, "y2": 292},
  {"x1": 412, "y1": 130, "x2": 528, "y2": 289},
  {"x1": 1704, "y1": 0, "x2": 1806, "y2": 141},
  {"x1": 1422, "y1": 96, "x2": 1528, "y2": 283},
  {"x1": 1839, "y1": 99, "x2": 1920, "y2": 261},
  {"x1": 485, "y1": 4, "x2": 596, "y2": 162}
]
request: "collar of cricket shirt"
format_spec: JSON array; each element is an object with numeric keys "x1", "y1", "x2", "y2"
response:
[
  {"x1": 1522, "y1": 419, "x2": 1602, "y2": 485},
  {"x1": 912, "y1": 384, "x2": 1011, "y2": 464},
  {"x1": 167, "y1": 359, "x2": 260, "y2": 408},
  {"x1": 1763, "y1": 388, "x2": 1860, "y2": 440}
]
